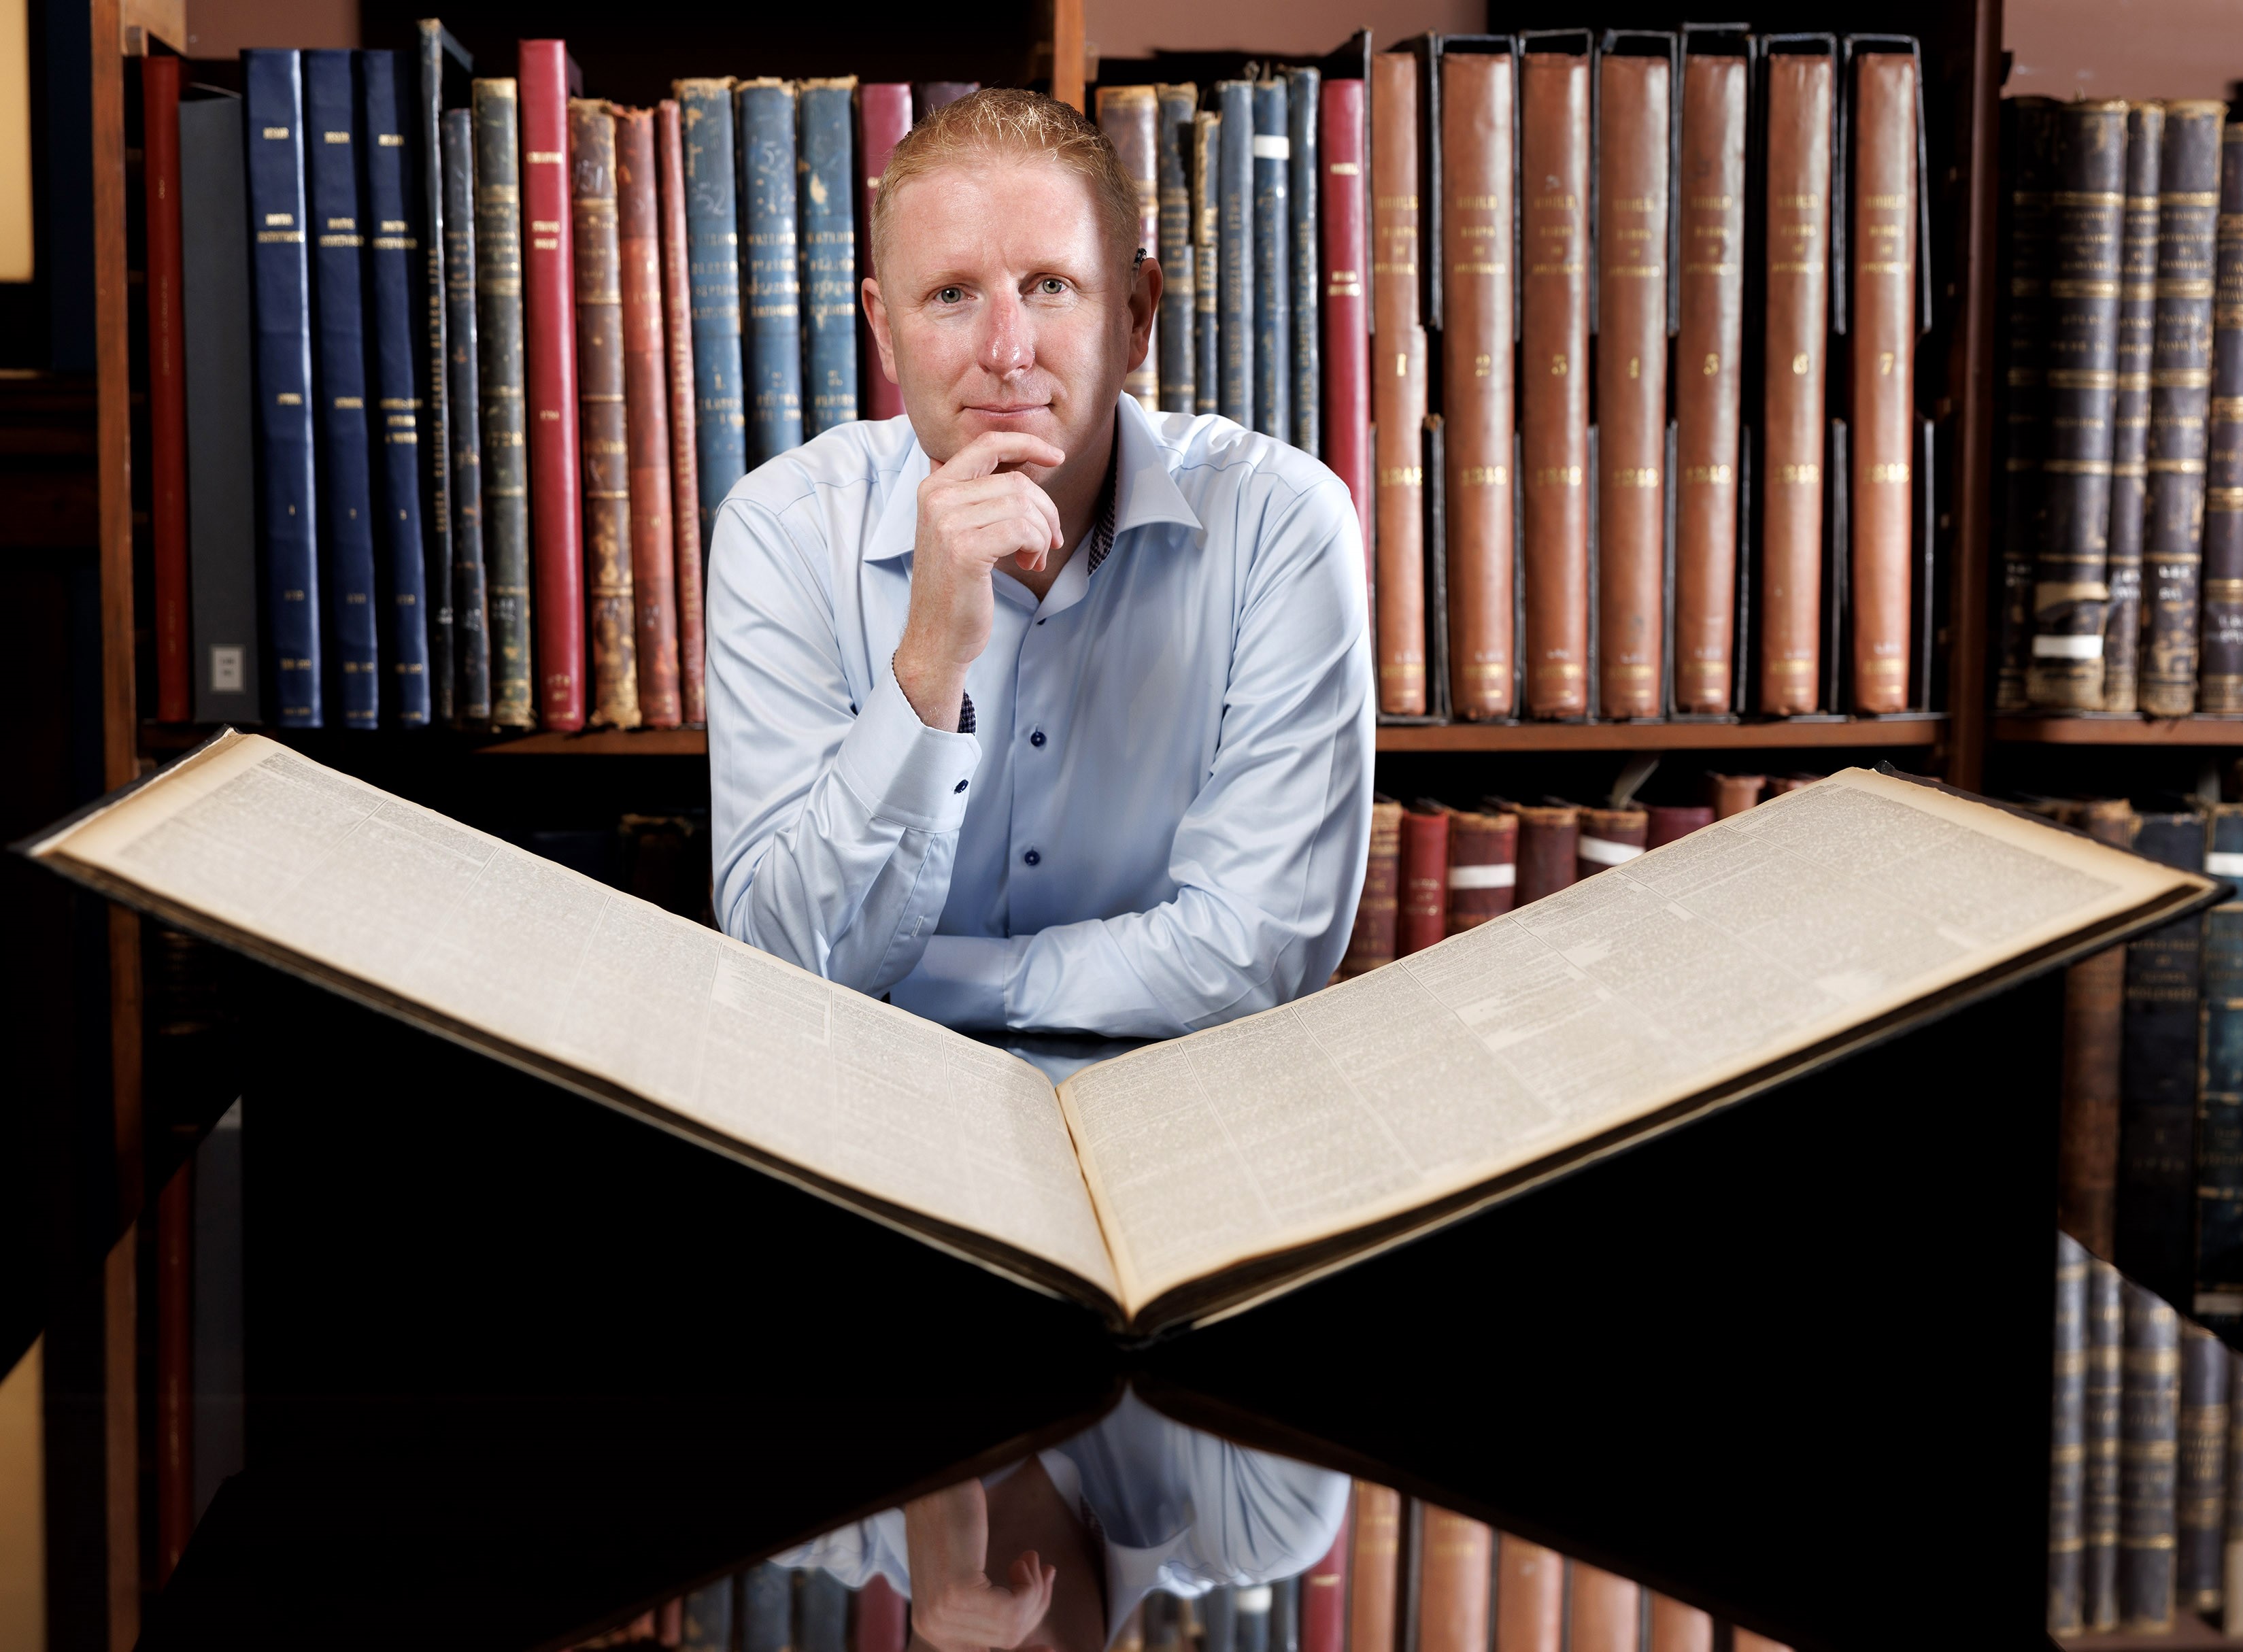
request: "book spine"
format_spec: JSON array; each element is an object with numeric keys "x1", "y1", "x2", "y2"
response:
[
  {"x1": 1576, "y1": 807, "x2": 1648, "y2": 880},
  {"x1": 143, "y1": 54, "x2": 189, "y2": 722},
  {"x1": 743, "y1": 1564, "x2": 792, "y2": 1652},
  {"x1": 1996, "y1": 99, "x2": 2062, "y2": 713},
  {"x1": 1646, "y1": 1596, "x2": 1710, "y2": 1652},
  {"x1": 1568, "y1": 1564, "x2": 1639, "y2": 1652},
  {"x1": 683, "y1": 1574, "x2": 737, "y2": 1652},
  {"x1": 1645, "y1": 803, "x2": 1711, "y2": 845},
  {"x1": 1596, "y1": 51, "x2": 1671, "y2": 722},
  {"x1": 1236, "y1": 1585, "x2": 1272, "y2": 1652},
  {"x1": 2200, "y1": 803, "x2": 2243, "y2": 1294},
  {"x1": 1253, "y1": 79, "x2": 1291, "y2": 441},
  {"x1": 1397, "y1": 808, "x2": 1447, "y2": 958},
  {"x1": 1848, "y1": 52, "x2": 1917, "y2": 714},
  {"x1": 520, "y1": 41, "x2": 586, "y2": 732},
  {"x1": 1674, "y1": 51, "x2": 1747, "y2": 715},
  {"x1": 1288, "y1": 67, "x2": 1320, "y2": 454},
  {"x1": 1219, "y1": 80, "x2": 1256, "y2": 426},
  {"x1": 2121, "y1": 810, "x2": 2209, "y2": 1308},
  {"x1": 739, "y1": 80, "x2": 805, "y2": 467},
  {"x1": 615, "y1": 105, "x2": 681, "y2": 728},
  {"x1": 2060, "y1": 803, "x2": 2136, "y2": 1259},
  {"x1": 2180, "y1": 1325, "x2": 2231, "y2": 1614},
  {"x1": 656, "y1": 100, "x2": 706, "y2": 724},
  {"x1": 856, "y1": 85, "x2": 911, "y2": 423},
  {"x1": 1300, "y1": 1504, "x2": 1349, "y2": 1652},
  {"x1": 1445, "y1": 811, "x2": 1516, "y2": 933},
  {"x1": 2108, "y1": 103, "x2": 2165, "y2": 713},
  {"x1": 674, "y1": 80, "x2": 745, "y2": 550},
  {"x1": 1348, "y1": 1485, "x2": 1401, "y2": 1652},
  {"x1": 915, "y1": 83, "x2": 977, "y2": 117},
  {"x1": 1099, "y1": 86, "x2": 1161, "y2": 411},
  {"x1": 361, "y1": 50, "x2": 434, "y2": 728},
  {"x1": 473, "y1": 78, "x2": 536, "y2": 729},
  {"x1": 798, "y1": 80, "x2": 858, "y2": 438},
  {"x1": 2029, "y1": 100, "x2": 2128, "y2": 711},
  {"x1": 1414, "y1": 1507, "x2": 1490, "y2": 1652},
  {"x1": 1156, "y1": 85, "x2": 1198, "y2": 415},
  {"x1": 416, "y1": 20, "x2": 456, "y2": 725},
  {"x1": 2052, "y1": 1231, "x2": 2089, "y2": 1634},
  {"x1": 1338, "y1": 799, "x2": 1402, "y2": 977},
  {"x1": 1442, "y1": 50, "x2": 1515, "y2": 722},
  {"x1": 1270, "y1": 1577, "x2": 1299, "y2": 1652},
  {"x1": 1194, "y1": 109, "x2": 1223, "y2": 418},
  {"x1": 571, "y1": 99, "x2": 639, "y2": 731},
  {"x1": 1321, "y1": 80, "x2": 1371, "y2": 576},
  {"x1": 1494, "y1": 1534, "x2": 1563, "y2": 1652},
  {"x1": 2202, "y1": 126, "x2": 2243, "y2": 709},
  {"x1": 1513, "y1": 804, "x2": 1579, "y2": 907},
  {"x1": 440, "y1": 109, "x2": 490, "y2": 724},
  {"x1": 2142, "y1": 102, "x2": 2225, "y2": 714},
  {"x1": 799, "y1": 1569, "x2": 847, "y2": 1652},
  {"x1": 1372, "y1": 53, "x2": 1427, "y2": 716},
  {"x1": 1205, "y1": 1589, "x2": 1238, "y2": 1652},
  {"x1": 855, "y1": 1574, "x2": 907, "y2": 1652},
  {"x1": 2121, "y1": 1281, "x2": 2182, "y2": 1629},
  {"x1": 1758, "y1": 54, "x2": 1833, "y2": 714},
  {"x1": 2230, "y1": 1360, "x2": 2243, "y2": 1634},
  {"x1": 1709, "y1": 771, "x2": 1765, "y2": 815},
  {"x1": 2089, "y1": 1255, "x2": 2125, "y2": 1629},
  {"x1": 1520, "y1": 46, "x2": 1591, "y2": 719},
  {"x1": 180, "y1": 96, "x2": 263, "y2": 725}
]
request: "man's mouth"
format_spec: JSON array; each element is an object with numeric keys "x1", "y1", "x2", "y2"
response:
[{"x1": 967, "y1": 403, "x2": 1050, "y2": 418}]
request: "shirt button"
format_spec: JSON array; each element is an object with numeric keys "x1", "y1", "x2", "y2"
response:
[
  {"x1": 1029, "y1": 729, "x2": 1047, "y2": 747},
  {"x1": 1023, "y1": 848, "x2": 1041, "y2": 867},
  {"x1": 954, "y1": 779, "x2": 968, "y2": 793}
]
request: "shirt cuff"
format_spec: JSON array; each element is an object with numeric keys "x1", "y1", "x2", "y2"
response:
[
  {"x1": 834, "y1": 673, "x2": 981, "y2": 833},
  {"x1": 886, "y1": 934, "x2": 1021, "y2": 1030}
]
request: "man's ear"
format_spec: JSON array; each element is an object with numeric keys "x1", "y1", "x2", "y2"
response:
[
  {"x1": 1126, "y1": 257, "x2": 1163, "y2": 375},
  {"x1": 863, "y1": 276, "x2": 900, "y2": 390}
]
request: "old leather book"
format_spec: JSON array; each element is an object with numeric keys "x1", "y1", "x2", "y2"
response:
[
  {"x1": 1848, "y1": 51, "x2": 1919, "y2": 715},
  {"x1": 1156, "y1": 84, "x2": 1198, "y2": 414},
  {"x1": 1757, "y1": 50, "x2": 1833, "y2": 713},
  {"x1": 2118, "y1": 809, "x2": 2208, "y2": 1309},
  {"x1": 2057, "y1": 797, "x2": 2138, "y2": 1259},
  {"x1": 855, "y1": 84, "x2": 911, "y2": 423},
  {"x1": 1348, "y1": 1484, "x2": 1402, "y2": 1652},
  {"x1": 797, "y1": 79, "x2": 859, "y2": 437},
  {"x1": 1096, "y1": 85, "x2": 1161, "y2": 411},
  {"x1": 1289, "y1": 67, "x2": 1321, "y2": 454},
  {"x1": 439, "y1": 108, "x2": 491, "y2": 726},
  {"x1": 1253, "y1": 80, "x2": 1292, "y2": 440},
  {"x1": 1567, "y1": 1564, "x2": 1639, "y2": 1652},
  {"x1": 1645, "y1": 803, "x2": 1712, "y2": 847},
  {"x1": 2199, "y1": 805, "x2": 2243, "y2": 1308},
  {"x1": 415, "y1": 26, "x2": 462, "y2": 726},
  {"x1": 2199, "y1": 125, "x2": 2243, "y2": 711},
  {"x1": 2140, "y1": 102, "x2": 2225, "y2": 714},
  {"x1": 1373, "y1": 52, "x2": 1428, "y2": 714},
  {"x1": 520, "y1": 43, "x2": 588, "y2": 731},
  {"x1": 1707, "y1": 771, "x2": 1765, "y2": 816},
  {"x1": 613, "y1": 105, "x2": 681, "y2": 728},
  {"x1": 1519, "y1": 40, "x2": 1591, "y2": 718},
  {"x1": 1673, "y1": 46, "x2": 1747, "y2": 714},
  {"x1": 1194, "y1": 109, "x2": 1223, "y2": 417},
  {"x1": 1337, "y1": 800, "x2": 1403, "y2": 978},
  {"x1": 1439, "y1": 807, "x2": 1516, "y2": 932},
  {"x1": 1299, "y1": 1513, "x2": 1349, "y2": 1652},
  {"x1": 656, "y1": 100, "x2": 707, "y2": 725},
  {"x1": 1996, "y1": 98, "x2": 2062, "y2": 713},
  {"x1": 1511, "y1": 804, "x2": 1579, "y2": 907},
  {"x1": 1321, "y1": 78, "x2": 1371, "y2": 583},
  {"x1": 2120, "y1": 1280, "x2": 2181, "y2": 1630},
  {"x1": 1492, "y1": 1536, "x2": 1562, "y2": 1652},
  {"x1": 142, "y1": 56, "x2": 188, "y2": 722},
  {"x1": 2177, "y1": 1325, "x2": 2229, "y2": 1614},
  {"x1": 1442, "y1": 47, "x2": 1515, "y2": 720},
  {"x1": 1596, "y1": 49, "x2": 1671, "y2": 720},
  {"x1": 1218, "y1": 80, "x2": 1256, "y2": 426},
  {"x1": 737, "y1": 79, "x2": 805, "y2": 467},
  {"x1": 671, "y1": 79, "x2": 744, "y2": 553},
  {"x1": 1414, "y1": 1508, "x2": 1491, "y2": 1652},
  {"x1": 2029, "y1": 100, "x2": 2128, "y2": 710},
  {"x1": 471, "y1": 75, "x2": 537, "y2": 728},
  {"x1": 2227, "y1": 1362, "x2": 2243, "y2": 1634},
  {"x1": 2107, "y1": 105, "x2": 2165, "y2": 711},
  {"x1": 1647, "y1": 1597, "x2": 1709, "y2": 1652},
  {"x1": 1398, "y1": 809, "x2": 1449, "y2": 957},
  {"x1": 1577, "y1": 807, "x2": 1648, "y2": 879},
  {"x1": 2087, "y1": 1255, "x2": 2124, "y2": 1628},
  {"x1": 2051, "y1": 1232, "x2": 2089, "y2": 1634},
  {"x1": 569, "y1": 99, "x2": 641, "y2": 730}
]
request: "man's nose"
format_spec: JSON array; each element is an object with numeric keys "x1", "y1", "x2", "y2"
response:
[{"x1": 979, "y1": 288, "x2": 1033, "y2": 376}]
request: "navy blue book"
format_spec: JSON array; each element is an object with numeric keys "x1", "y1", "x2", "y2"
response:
[
  {"x1": 302, "y1": 49, "x2": 381, "y2": 728},
  {"x1": 2118, "y1": 809, "x2": 2208, "y2": 1309},
  {"x1": 738, "y1": 78, "x2": 805, "y2": 465},
  {"x1": 1251, "y1": 79, "x2": 1290, "y2": 441},
  {"x1": 1286, "y1": 66, "x2": 1321, "y2": 455},
  {"x1": 241, "y1": 50, "x2": 322, "y2": 726},
  {"x1": 1216, "y1": 81, "x2": 1255, "y2": 428},
  {"x1": 1203, "y1": 1586, "x2": 1238, "y2": 1652},
  {"x1": 358, "y1": 49, "x2": 433, "y2": 726},
  {"x1": 441, "y1": 107, "x2": 490, "y2": 724},
  {"x1": 1156, "y1": 86, "x2": 1197, "y2": 413},
  {"x1": 414, "y1": 21, "x2": 462, "y2": 724},
  {"x1": 2199, "y1": 803, "x2": 2243, "y2": 1298},
  {"x1": 674, "y1": 79, "x2": 747, "y2": 550},
  {"x1": 798, "y1": 78, "x2": 858, "y2": 438},
  {"x1": 798, "y1": 1568, "x2": 847, "y2": 1652},
  {"x1": 743, "y1": 1564, "x2": 792, "y2": 1652}
]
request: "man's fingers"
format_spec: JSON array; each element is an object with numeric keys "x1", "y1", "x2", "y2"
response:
[{"x1": 930, "y1": 430, "x2": 1067, "y2": 480}]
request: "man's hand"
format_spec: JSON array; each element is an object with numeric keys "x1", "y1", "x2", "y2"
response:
[
  {"x1": 903, "y1": 1479, "x2": 1056, "y2": 1652},
  {"x1": 894, "y1": 431, "x2": 1066, "y2": 730}
]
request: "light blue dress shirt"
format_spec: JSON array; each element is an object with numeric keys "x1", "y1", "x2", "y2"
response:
[{"x1": 707, "y1": 392, "x2": 1375, "y2": 1039}]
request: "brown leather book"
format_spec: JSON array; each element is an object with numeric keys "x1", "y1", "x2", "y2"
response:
[
  {"x1": 1708, "y1": 772, "x2": 1765, "y2": 817},
  {"x1": 1520, "y1": 43, "x2": 1591, "y2": 718},
  {"x1": 1577, "y1": 806, "x2": 1649, "y2": 879},
  {"x1": 1646, "y1": 1597, "x2": 1710, "y2": 1652},
  {"x1": 1443, "y1": 48, "x2": 1516, "y2": 720},
  {"x1": 570, "y1": 99, "x2": 641, "y2": 730},
  {"x1": 1492, "y1": 1535, "x2": 1562, "y2": 1652},
  {"x1": 1415, "y1": 1508, "x2": 1492, "y2": 1652},
  {"x1": 2104, "y1": 103, "x2": 2165, "y2": 714},
  {"x1": 613, "y1": 106, "x2": 682, "y2": 729},
  {"x1": 1849, "y1": 52, "x2": 1919, "y2": 714},
  {"x1": 2059, "y1": 798, "x2": 2138, "y2": 1258},
  {"x1": 655, "y1": 100, "x2": 706, "y2": 725},
  {"x1": 1758, "y1": 51, "x2": 1834, "y2": 713},
  {"x1": 1511, "y1": 804, "x2": 1579, "y2": 906},
  {"x1": 1398, "y1": 809, "x2": 1450, "y2": 957},
  {"x1": 1674, "y1": 49, "x2": 1747, "y2": 713},
  {"x1": 1348, "y1": 1484, "x2": 1403, "y2": 1652},
  {"x1": 1096, "y1": 86, "x2": 1161, "y2": 411},
  {"x1": 1373, "y1": 53, "x2": 1429, "y2": 715},
  {"x1": 1440, "y1": 807, "x2": 1517, "y2": 932},
  {"x1": 1995, "y1": 98, "x2": 2063, "y2": 711},
  {"x1": 1568, "y1": 1564, "x2": 1639, "y2": 1652},
  {"x1": 1764, "y1": 773, "x2": 1820, "y2": 795},
  {"x1": 1730, "y1": 1636, "x2": 1791, "y2": 1652},
  {"x1": 1646, "y1": 803, "x2": 1713, "y2": 846},
  {"x1": 1596, "y1": 50, "x2": 1671, "y2": 719},
  {"x1": 1338, "y1": 802, "x2": 1404, "y2": 978}
]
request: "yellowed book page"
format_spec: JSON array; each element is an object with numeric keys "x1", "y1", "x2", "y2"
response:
[
  {"x1": 33, "y1": 733, "x2": 1119, "y2": 1306},
  {"x1": 1060, "y1": 768, "x2": 2200, "y2": 1315}
]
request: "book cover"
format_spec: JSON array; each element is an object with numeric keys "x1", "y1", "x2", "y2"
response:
[
  {"x1": 569, "y1": 97, "x2": 640, "y2": 730},
  {"x1": 1568, "y1": 1564, "x2": 1638, "y2": 1652},
  {"x1": 1217, "y1": 80, "x2": 1255, "y2": 427},
  {"x1": 1097, "y1": 85, "x2": 1160, "y2": 412},
  {"x1": 798, "y1": 79, "x2": 858, "y2": 438},
  {"x1": 1319, "y1": 80, "x2": 1370, "y2": 581},
  {"x1": 1337, "y1": 798, "x2": 1403, "y2": 978},
  {"x1": 2198, "y1": 803, "x2": 2243, "y2": 1293},
  {"x1": 1370, "y1": 52, "x2": 1426, "y2": 716},
  {"x1": 1994, "y1": 97, "x2": 2061, "y2": 713},
  {"x1": 2051, "y1": 1231, "x2": 2089, "y2": 1634},
  {"x1": 1415, "y1": 1507, "x2": 1491, "y2": 1652},
  {"x1": 1513, "y1": 803, "x2": 1578, "y2": 906},
  {"x1": 854, "y1": 1574, "x2": 905, "y2": 1652},
  {"x1": 856, "y1": 84, "x2": 911, "y2": 423},
  {"x1": 2121, "y1": 1280, "x2": 2182, "y2": 1629},
  {"x1": 1494, "y1": 1536, "x2": 1562, "y2": 1652},
  {"x1": 615, "y1": 104, "x2": 681, "y2": 728},
  {"x1": 656, "y1": 99, "x2": 707, "y2": 724},
  {"x1": 1576, "y1": 807, "x2": 1648, "y2": 881},
  {"x1": 1646, "y1": 1596, "x2": 1709, "y2": 1652},
  {"x1": 2201, "y1": 124, "x2": 2243, "y2": 711},
  {"x1": 441, "y1": 107, "x2": 491, "y2": 724},
  {"x1": 416, "y1": 20, "x2": 462, "y2": 726},
  {"x1": 1349, "y1": 1485, "x2": 1401, "y2": 1652},
  {"x1": 1287, "y1": 66, "x2": 1320, "y2": 456},
  {"x1": 1441, "y1": 807, "x2": 1516, "y2": 933},
  {"x1": 2106, "y1": 103, "x2": 2165, "y2": 713},
  {"x1": 1397, "y1": 808, "x2": 1448, "y2": 958},
  {"x1": 1645, "y1": 804, "x2": 1711, "y2": 847},
  {"x1": 2178, "y1": 1324, "x2": 2229, "y2": 1614},
  {"x1": 144, "y1": 54, "x2": 189, "y2": 723},
  {"x1": 1252, "y1": 78, "x2": 1291, "y2": 441},
  {"x1": 2119, "y1": 809, "x2": 2209, "y2": 1306},
  {"x1": 471, "y1": 78, "x2": 535, "y2": 728},
  {"x1": 2087, "y1": 1255, "x2": 2125, "y2": 1628},
  {"x1": 2059, "y1": 798, "x2": 2138, "y2": 1258},
  {"x1": 673, "y1": 79, "x2": 746, "y2": 548},
  {"x1": 1194, "y1": 108, "x2": 1222, "y2": 418},
  {"x1": 1299, "y1": 1495, "x2": 1348, "y2": 1652},
  {"x1": 737, "y1": 78, "x2": 805, "y2": 466},
  {"x1": 744, "y1": 1563, "x2": 792, "y2": 1652},
  {"x1": 800, "y1": 1568, "x2": 847, "y2": 1652},
  {"x1": 1155, "y1": 85, "x2": 1198, "y2": 416}
]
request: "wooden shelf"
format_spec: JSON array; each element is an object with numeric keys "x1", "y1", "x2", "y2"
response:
[
  {"x1": 479, "y1": 727, "x2": 709, "y2": 756},
  {"x1": 1374, "y1": 717, "x2": 1946, "y2": 754},
  {"x1": 1994, "y1": 715, "x2": 2243, "y2": 746},
  {"x1": 2057, "y1": 1615, "x2": 2238, "y2": 1648}
]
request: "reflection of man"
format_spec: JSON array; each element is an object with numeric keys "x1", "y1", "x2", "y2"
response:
[
  {"x1": 708, "y1": 89, "x2": 1373, "y2": 1039},
  {"x1": 775, "y1": 1392, "x2": 1349, "y2": 1652}
]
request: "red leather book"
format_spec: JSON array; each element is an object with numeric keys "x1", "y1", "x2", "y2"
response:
[
  {"x1": 1416, "y1": 1508, "x2": 1493, "y2": 1652},
  {"x1": 1646, "y1": 1596, "x2": 1710, "y2": 1652},
  {"x1": 1707, "y1": 772, "x2": 1765, "y2": 817},
  {"x1": 1645, "y1": 804, "x2": 1712, "y2": 847},
  {"x1": 1511, "y1": 805, "x2": 1579, "y2": 907},
  {"x1": 1371, "y1": 53, "x2": 1428, "y2": 714},
  {"x1": 1321, "y1": 79, "x2": 1371, "y2": 586},
  {"x1": 1848, "y1": 52, "x2": 1918, "y2": 714},
  {"x1": 857, "y1": 84, "x2": 912, "y2": 422},
  {"x1": 1348, "y1": 1484, "x2": 1403, "y2": 1652},
  {"x1": 1567, "y1": 1564, "x2": 1639, "y2": 1652},
  {"x1": 1338, "y1": 800, "x2": 1403, "y2": 978},
  {"x1": 1730, "y1": 1636, "x2": 1791, "y2": 1652},
  {"x1": 656, "y1": 99, "x2": 705, "y2": 726},
  {"x1": 571, "y1": 99, "x2": 641, "y2": 730},
  {"x1": 1576, "y1": 807, "x2": 1647, "y2": 880},
  {"x1": 1437, "y1": 807, "x2": 1516, "y2": 932},
  {"x1": 1397, "y1": 809, "x2": 1449, "y2": 956},
  {"x1": 1492, "y1": 1535, "x2": 1563, "y2": 1652},
  {"x1": 520, "y1": 39, "x2": 586, "y2": 730},
  {"x1": 615, "y1": 104, "x2": 681, "y2": 728},
  {"x1": 1299, "y1": 1505, "x2": 1350, "y2": 1652},
  {"x1": 854, "y1": 1574, "x2": 907, "y2": 1652},
  {"x1": 144, "y1": 54, "x2": 190, "y2": 722}
]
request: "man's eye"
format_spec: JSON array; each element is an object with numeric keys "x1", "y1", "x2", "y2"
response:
[
  {"x1": 1039, "y1": 278, "x2": 1066, "y2": 295},
  {"x1": 936, "y1": 286, "x2": 964, "y2": 305}
]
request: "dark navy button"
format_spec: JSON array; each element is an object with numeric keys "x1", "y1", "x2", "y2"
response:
[
  {"x1": 1037, "y1": 618, "x2": 1047, "y2": 625},
  {"x1": 1022, "y1": 848, "x2": 1041, "y2": 866},
  {"x1": 1029, "y1": 729, "x2": 1047, "y2": 747},
  {"x1": 954, "y1": 779, "x2": 968, "y2": 793}
]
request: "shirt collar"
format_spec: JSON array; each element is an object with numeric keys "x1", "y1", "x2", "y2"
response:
[{"x1": 862, "y1": 392, "x2": 1201, "y2": 567}]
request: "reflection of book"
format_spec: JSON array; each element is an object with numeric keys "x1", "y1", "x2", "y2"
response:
[{"x1": 24, "y1": 735, "x2": 2210, "y2": 1338}]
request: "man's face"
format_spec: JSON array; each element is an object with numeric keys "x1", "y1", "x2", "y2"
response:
[{"x1": 864, "y1": 157, "x2": 1158, "y2": 488}]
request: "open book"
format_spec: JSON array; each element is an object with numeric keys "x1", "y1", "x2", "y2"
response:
[{"x1": 22, "y1": 732, "x2": 2210, "y2": 1337}]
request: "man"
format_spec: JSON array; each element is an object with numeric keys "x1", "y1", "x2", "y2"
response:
[{"x1": 708, "y1": 89, "x2": 1372, "y2": 1039}]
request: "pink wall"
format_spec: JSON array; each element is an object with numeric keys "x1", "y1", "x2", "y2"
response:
[
  {"x1": 2005, "y1": 0, "x2": 2243, "y2": 101},
  {"x1": 1087, "y1": 0, "x2": 1480, "y2": 61}
]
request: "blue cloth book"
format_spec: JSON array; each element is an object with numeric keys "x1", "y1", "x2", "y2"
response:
[
  {"x1": 1286, "y1": 67, "x2": 1321, "y2": 456},
  {"x1": 2198, "y1": 804, "x2": 2243, "y2": 1294},
  {"x1": 797, "y1": 79, "x2": 858, "y2": 438},
  {"x1": 241, "y1": 50, "x2": 322, "y2": 726},
  {"x1": 1216, "y1": 81, "x2": 1255, "y2": 428},
  {"x1": 675, "y1": 79, "x2": 747, "y2": 550},
  {"x1": 357, "y1": 49, "x2": 433, "y2": 726},
  {"x1": 301, "y1": 49, "x2": 381, "y2": 728},
  {"x1": 737, "y1": 79, "x2": 805, "y2": 465},
  {"x1": 1251, "y1": 79, "x2": 1290, "y2": 441}
]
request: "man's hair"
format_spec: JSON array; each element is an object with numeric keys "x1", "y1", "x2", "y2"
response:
[{"x1": 870, "y1": 88, "x2": 1143, "y2": 280}]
